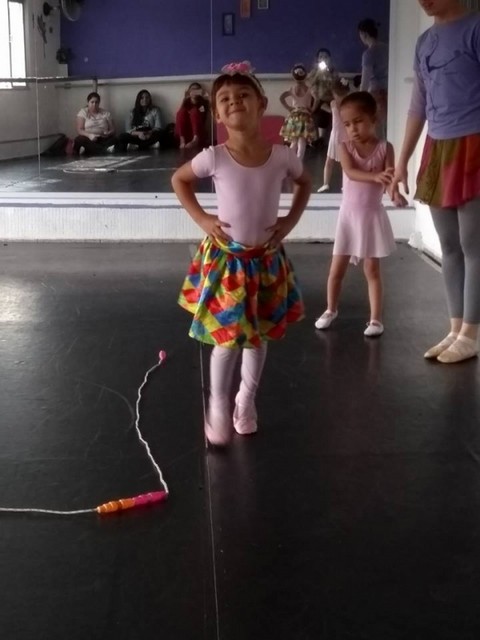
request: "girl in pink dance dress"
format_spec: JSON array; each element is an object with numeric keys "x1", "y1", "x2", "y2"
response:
[
  {"x1": 315, "y1": 91, "x2": 406, "y2": 336},
  {"x1": 172, "y1": 61, "x2": 311, "y2": 446}
]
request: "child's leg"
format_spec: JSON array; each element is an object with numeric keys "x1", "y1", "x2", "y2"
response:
[
  {"x1": 206, "y1": 346, "x2": 241, "y2": 445},
  {"x1": 315, "y1": 255, "x2": 350, "y2": 329},
  {"x1": 327, "y1": 255, "x2": 350, "y2": 312},
  {"x1": 296, "y1": 137, "x2": 307, "y2": 159},
  {"x1": 318, "y1": 156, "x2": 334, "y2": 192},
  {"x1": 233, "y1": 343, "x2": 268, "y2": 435},
  {"x1": 323, "y1": 156, "x2": 334, "y2": 185},
  {"x1": 363, "y1": 258, "x2": 383, "y2": 321}
]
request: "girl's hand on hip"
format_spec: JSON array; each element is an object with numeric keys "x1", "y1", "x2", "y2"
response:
[
  {"x1": 266, "y1": 218, "x2": 292, "y2": 249},
  {"x1": 200, "y1": 213, "x2": 232, "y2": 242}
]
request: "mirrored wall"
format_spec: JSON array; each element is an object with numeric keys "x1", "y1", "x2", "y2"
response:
[{"x1": 0, "y1": 0, "x2": 391, "y2": 195}]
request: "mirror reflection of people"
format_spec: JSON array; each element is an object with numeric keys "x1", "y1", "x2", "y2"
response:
[
  {"x1": 73, "y1": 92, "x2": 117, "y2": 155},
  {"x1": 392, "y1": 0, "x2": 480, "y2": 364},
  {"x1": 172, "y1": 61, "x2": 311, "y2": 447},
  {"x1": 308, "y1": 48, "x2": 336, "y2": 146},
  {"x1": 358, "y1": 18, "x2": 389, "y2": 137},
  {"x1": 115, "y1": 90, "x2": 163, "y2": 152},
  {"x1": 279, "y1": 64, "x2": 318, "y2": 159},
  {"x1": 314, "y1": 92, "x2": 406, "y2": 337},
  {"x1": 317, "y1": 77, "x2": 350, "y2": 193},
  {"x1": 175, "y1": 82, "x2": 210, "y2": 150}
]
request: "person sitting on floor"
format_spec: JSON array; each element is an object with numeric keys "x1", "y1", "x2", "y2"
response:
[
  {"x1": 73, "y1": 92, "x2": 117, "y2": 155},
  {"x1": 115, "y1": 89, "x2": 163, "y2": 152},
  {"x1": 175, "y1": 82, "x2": 210, "y2": 150}
]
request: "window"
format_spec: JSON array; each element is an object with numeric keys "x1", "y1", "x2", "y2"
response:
[{"x1": 0, "y1": 0, "x2": 26, "y2": 89}]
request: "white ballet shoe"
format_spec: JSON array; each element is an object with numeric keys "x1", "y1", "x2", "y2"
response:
[
  {"x1": 233, "y1": 401, "x2": 258, "y2": 436},
  {"x1": 317, "y1": 184, "x2": 330, "y2": 193},
  {"x1": 204, "y1": 399, "x2": 233, "y2": 446},
  {"x1": 314, "y1": 310, "x2": 338, "y2": 330},
  {"x1": 364, "y1": 320, "x2": 384, "y2": 337}
]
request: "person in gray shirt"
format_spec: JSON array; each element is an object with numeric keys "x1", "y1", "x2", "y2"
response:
[{"x1": 358, "y1": 18, "x2": 389, "y2": 137}]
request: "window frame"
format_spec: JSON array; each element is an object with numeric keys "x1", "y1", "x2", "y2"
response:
[{"x1": 0, "y1": 0, "x2": 27, "y2": 90}]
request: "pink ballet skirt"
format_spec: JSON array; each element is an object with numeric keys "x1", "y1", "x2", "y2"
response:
[{"x1": 333, "y1": 140, "x2": 396, "y2": 265}]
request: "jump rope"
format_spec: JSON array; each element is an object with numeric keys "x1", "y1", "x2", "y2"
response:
[{"x1": 0, "y1": 350, "x2": 169, "y2": 517}]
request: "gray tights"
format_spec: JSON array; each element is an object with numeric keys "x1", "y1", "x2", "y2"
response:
[{"x1": 430, "y1": 197, "x2": 480, "y2": 324}]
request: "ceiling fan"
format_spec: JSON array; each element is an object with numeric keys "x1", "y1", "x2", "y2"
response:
[{"x1": 43, "y1": 0, "x2": 84, "y2": 22}]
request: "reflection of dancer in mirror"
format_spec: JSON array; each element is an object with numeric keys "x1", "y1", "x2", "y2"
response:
[
  {"x1": 172, "y1": 61, "x2": 311, "y2": 446},
  {"x1": 392, "y1": 0, "x2": 480, "y2": 363},
  {"x1": 358, "y1": 18, "x2": 389, "y2": 139},
  {"x1": 175, "y1": 82, "x2": 210, "y2": 150},
  {"x1": 279, "y1": 64, "x2": 318, "y2": 159},
  {"x1": 74, "y1": 92, "x2": 117, "y2": 155},
  {"x1": 315, "y1": 92, "x2": 406, "y2": 337},
  {"x1": 308, "y1": 48, "x2": 336, "y2": 146},
  {"x1": 317, "y1": 77, "x2": 350, "y2": 193},
  {"x1": 115, "y1": 90, "x2": 163, "y2": 152},
  {"x1": 115, "y1": 89, "x2": 162, "y2": 152}
]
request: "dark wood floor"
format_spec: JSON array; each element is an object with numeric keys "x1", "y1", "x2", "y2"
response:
[
  {"x1": 1, "y1": 242, "x2": 479, "y2": 640},
  {"x1": 0, "y1": 143, "x2": 342, "y2": 194}
]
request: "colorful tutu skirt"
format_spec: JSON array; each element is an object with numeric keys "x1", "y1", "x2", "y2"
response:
[
  {"x1": 415, "y1": 133, "x2": 480, "y2": 208},
  {"x1": 280, "y1": 109, "x2": 318, "y2": 145},
  {"x1": 178, "y1": 237, "x2": 305, "y2": 348}
]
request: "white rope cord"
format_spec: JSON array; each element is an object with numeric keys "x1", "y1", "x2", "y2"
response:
[{"x1": 0, "y1": 353, "x2": 169, "y2": 516}]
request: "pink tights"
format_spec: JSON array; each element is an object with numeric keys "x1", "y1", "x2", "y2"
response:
[{"x1": 207, "y1": 343, "x2": 268, "y2": 443}]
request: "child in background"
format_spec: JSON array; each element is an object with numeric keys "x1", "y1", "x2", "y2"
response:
[
  {"x1": 175, "y1": 82, "x2": 210, "y2": 150},
  {"x1": 279, "y1": 64, "x2": 318, "y2": 159},
  {"x1": 172, "y1": 61, "x2": 311, "y2": 446},
  {"x1": 314, "y1": 91, "x2": 406, "y2": 336},
  {"x1": 317, "y1": 77, "x2": 350, "y2": 193}
]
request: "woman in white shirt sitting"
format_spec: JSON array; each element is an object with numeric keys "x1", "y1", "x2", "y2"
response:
[{"x1": 73, "y1": 92, "x2": 117, "y2": 155}]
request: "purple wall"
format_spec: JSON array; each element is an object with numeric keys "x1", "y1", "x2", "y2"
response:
[{"x1": 62, "y1": 0, "x2": 390, "y2": 78}]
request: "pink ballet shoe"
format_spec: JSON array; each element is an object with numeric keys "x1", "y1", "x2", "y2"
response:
[
  {"x1": 204, "y1": 399, "x2": 233, "y2": 446},
  {"x1": 233, "y1": 401, "x2": 258, "y2": 436}
]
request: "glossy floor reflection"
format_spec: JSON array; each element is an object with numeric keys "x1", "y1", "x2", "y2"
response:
[
  {"x1": 1, "y1": 242, "x2": 479, "y2": 640},
  {"x1": 0, "y1": 143, "x2": 341, "y2": 194}
]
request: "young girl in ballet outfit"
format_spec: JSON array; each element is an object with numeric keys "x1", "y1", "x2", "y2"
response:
[
  {"x1": 315, "y1": 91, "x2": 406, "y2": 336},
  {"x1": 279, "y1": 63, "x2": 318, "y2": 159},
  {"x1": 317, "y1": 77, "x2": 350, "y2": 193},
  {"x1": 172, "y1": 61, "x2": 312, "y2": 446}
]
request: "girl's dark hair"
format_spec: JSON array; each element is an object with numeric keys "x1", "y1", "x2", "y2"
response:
[
  {"x1": 86, "y1": 92, "x2": 100, "y2": 103},
  {"x1": 211, "y1": 73, "x2": 265, "y2": 112},
  {"x1": 181, "y1": 82, "x2": 209, "y2": 110},
  {"x1": 316, "y1": 47, "x2": 331, "y2": 59},
  {"x1": 358, "y1": 18, "x2": 379, "y2": 39},
  {"x1": 340, "y1": 91, "x2": 377, "y2": 117},
  {"x1": 132, "y1": 90, "x2": 153, "y2": 127}
]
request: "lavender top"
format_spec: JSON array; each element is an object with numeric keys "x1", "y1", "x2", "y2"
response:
[
  {"x1": 360, "y1": 42, "x2": 389, "y2": 92},
  {"x1": 408, "y1": 12, "x2": 480, "y2": 139}
]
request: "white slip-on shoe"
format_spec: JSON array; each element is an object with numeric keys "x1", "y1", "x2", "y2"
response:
[
  {"x1": 314, "y1": 310, "x2": 338, "y2": 330},
  {"x1": 364, "y1": 321, "x2": 384, "y2": 337}
]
